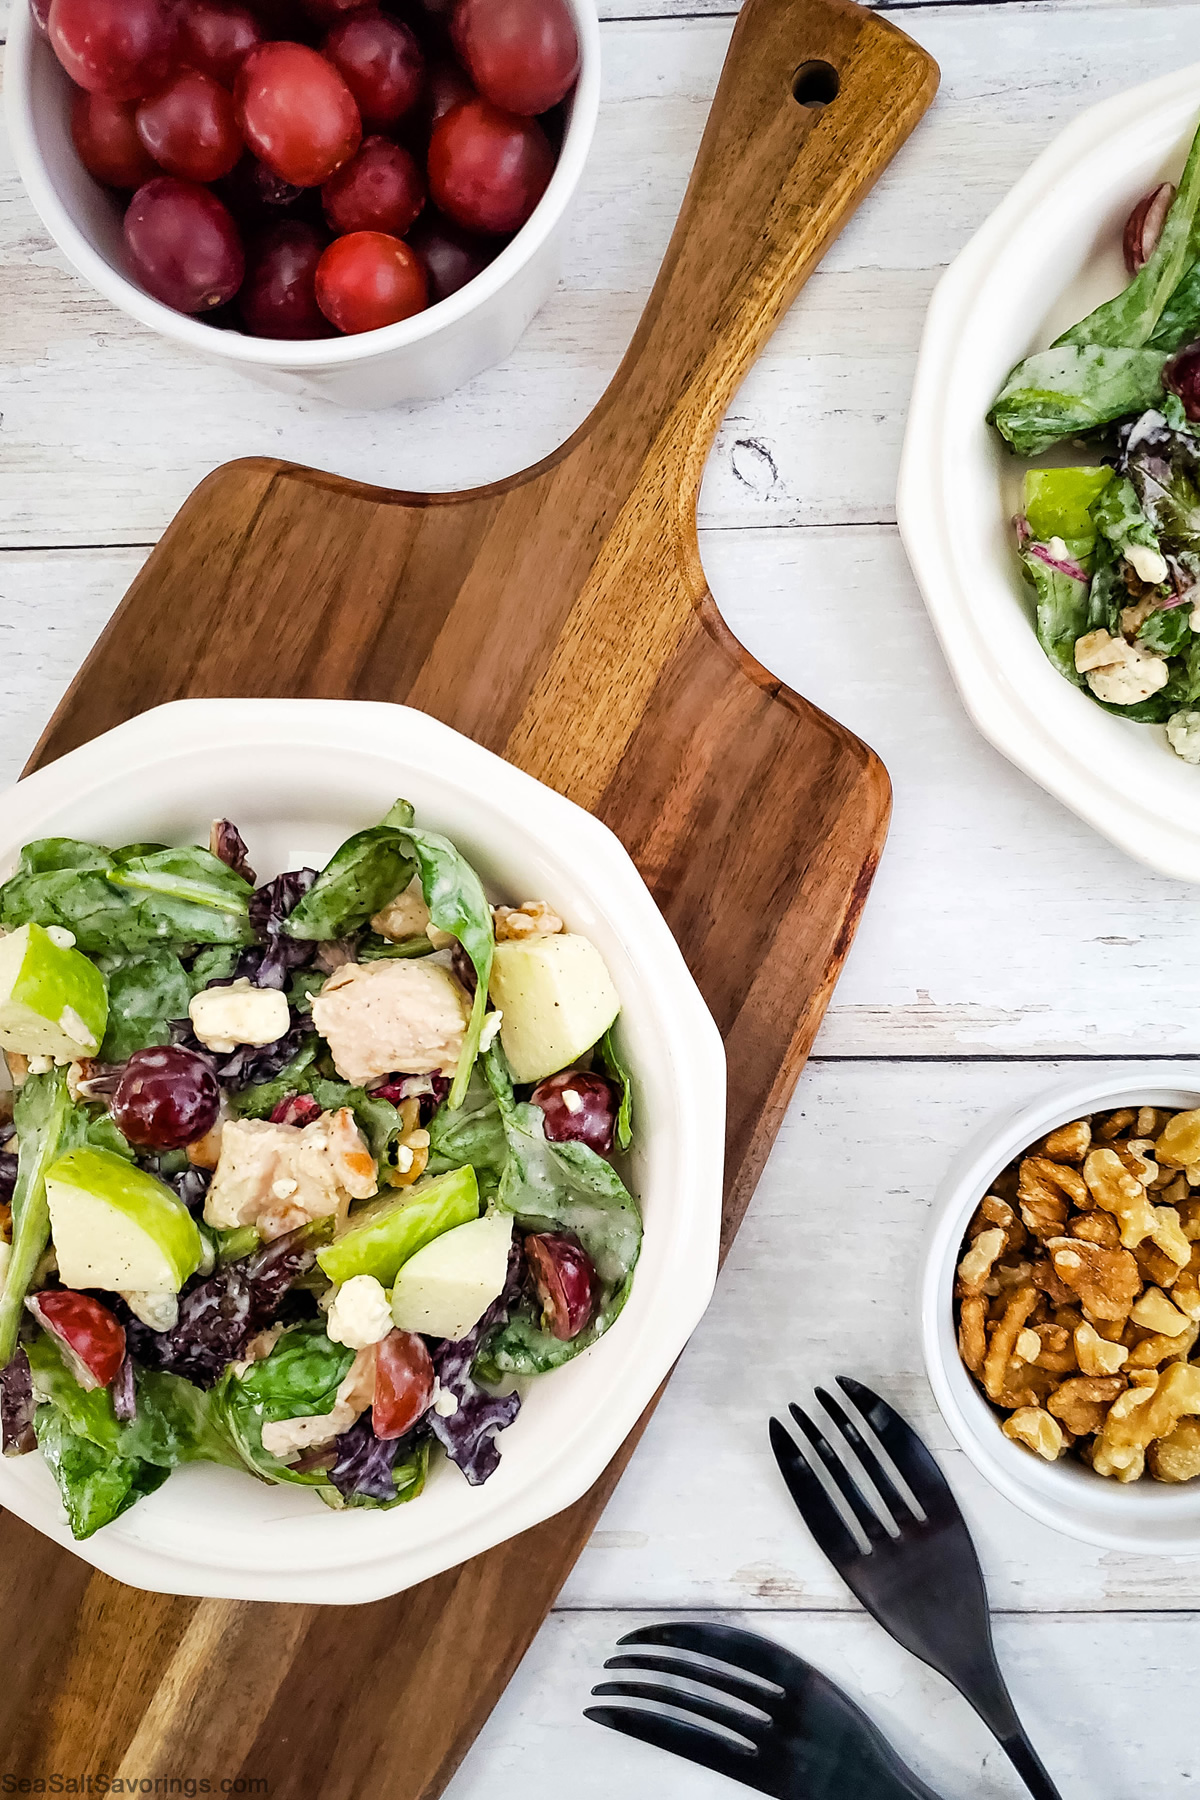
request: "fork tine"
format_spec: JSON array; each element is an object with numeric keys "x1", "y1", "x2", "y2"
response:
[
  {"x1": 604, "y1": 1651, "x2": 779, "y2": 1712},
  {"x1": 815, "y1": 1384, "x2": 914, "y2": 1525},
  {"x1": 836, "y1": 1377, "x2": 959, "y2": 1523},
  {"x1": 585, "y1": 1704, "x2": 759, "y2": 1784},
  {"x1": 769, "y1": 1417, "x2": 866, "y2": 1569},
  {"x1": 787, "y1": 1402, "x2": 889, "y2": 1544},
  {"x1": 618, "y1": 1619, "x2": 798, "y2": 1692},
  {"x1": 591, "y1": 1679, "x2": 769, "y2": 1743}
]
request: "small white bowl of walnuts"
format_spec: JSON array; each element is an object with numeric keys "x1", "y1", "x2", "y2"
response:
[{"x1": 923, "y1": 1077, "x2": 1200, "y2": 1554}]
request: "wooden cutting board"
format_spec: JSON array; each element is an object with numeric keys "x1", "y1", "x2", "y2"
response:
[{"x1": 0, "y1": 1, "x2": 936, "y2": 1791}]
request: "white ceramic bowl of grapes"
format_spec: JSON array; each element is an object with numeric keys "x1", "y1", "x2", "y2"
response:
[
  {"x1": 5, "y1": 0, "x2": 600, "y2": 405},
  {"x1": 0, "y1": 699, "x2": 724, "y2": 1602}
]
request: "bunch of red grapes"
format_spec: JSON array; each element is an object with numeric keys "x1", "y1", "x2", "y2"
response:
[{"x1": 35, "y1": 0, "x2": 580, "y2": 336}]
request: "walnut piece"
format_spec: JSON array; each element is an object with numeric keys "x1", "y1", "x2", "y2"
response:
[
  {"x1": 1156, "y1": 1109, "x2": 1200, "y2": 1171},
  {"x1": 1003, "y1": 1407, "x2": 1065, "y2": 1461},
  {"x1": 958, "y1": 1296, "x2": 987, "y2": 1376},
  {"x1": 493, "y1": 901, "x2": 564, "y2": 942},
  {"x1": 1082, "y1": 1148, "x2": 1157, "y2": 1248},
  {"x1": 957, "y1": 1227, "x2": 1006, "y2": 1292},
  {"x1": 1047, "y1": 1375, "x2": 1126, "y2": 1437},
  {"x1": 1047, "y1": 1237, "x2": 1141, "y2": 1323},
  {"x1": 1093, "y1": 1361, "x2": 1200, "y2": 1481},
  {"x1": 1074, "y1": 1321, "x2": 1129, "y2": 1377},
  {"x1": 1043, "y1": 1118, "x2": 1091, "y2": 1162},
  {"x1": 1149, "y1": 1416, "x2": 1200, "y2": 1483},
  {"x1": 1129, "y1": 1286, "x2": 1192, "y2": 1337}
]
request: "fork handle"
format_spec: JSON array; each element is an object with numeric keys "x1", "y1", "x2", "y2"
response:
[{"x1": 995, "y1": 1727, "x2": 1065, "y2": 1800}]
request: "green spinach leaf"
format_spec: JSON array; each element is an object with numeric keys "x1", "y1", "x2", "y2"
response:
[
  {"x1": 214, "y1": 1321, "x2": 354, "y2": 1486},
  {"x1": 988, "y1": 345, "x2": 1168, "y2": 457},
  {"x1": 100, "y1": 949, "x2": 195, "y2": 1062},
  {"x1": 34, "y1": 1407, "x2": 168, "y2": 1540},
  {"x1": 0, "y1": 1069, "x2": 75, "y2": 1365},
  {"x1": 598, "y1": 1027, "x2": 633, "y2": 1151}
]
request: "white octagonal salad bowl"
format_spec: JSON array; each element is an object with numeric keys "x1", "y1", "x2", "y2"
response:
[
  {"x1": 0, "y1": 698, "x2": 725, "y2": 1603},
  {"x1": 899, "y1": 65, "x2": 1200, "y2": 882}
]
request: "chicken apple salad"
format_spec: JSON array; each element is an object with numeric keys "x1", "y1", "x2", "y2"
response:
[
  {"x1": 0, "y1": 801, "x2": 640, "y2": 1539},
  {"x1": 989, "y1": 111, "x2": 1200, "y2": 759}
]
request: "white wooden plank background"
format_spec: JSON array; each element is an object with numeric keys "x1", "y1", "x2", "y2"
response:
[{"x1": 5, "y1": 1, "x2": 1200, "y2": 1794}]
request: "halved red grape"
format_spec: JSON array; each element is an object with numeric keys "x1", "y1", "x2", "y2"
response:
[
  {"x1": 322, "y1": 136, "x2": 424, "y2": 236},
  {"x1": 136, "y1": 70, "x2": 243, "y2": 183},
  {"x1": 373, "y1": 1329, "x2": 434, "y2": 1438},
  {"x1": 176, "y1": 0, "x2": 263, "y2": 85},
  {"x1": 315, "y1": 229, "x2": 427, "y2": 332},
  {"x1": 408, "y1": 210, "x2": 494, "y2": 302},
  {"x1": 451, "y1": 0, "x2": 579, "y2": 117},
  {"x1": 428, "y1": 98, "x2": 553, "y2": 235},
  {"x1": 48, "y1": 0, "x2": 178, "y2": 101},
  {"x1": 236, "y1": 40, "x2": 362, "y2": 186},
  {"x1": 270, "y1": 1090, "x2": 324, "y2": 1124},
  {"x1": 112, "y1": 1045, "x2": 223, "y2": 1149},
  {"x1": 240, "y1": 220, "x2": 333, "y2": 338},
  {"x1": 72, "y1": 90, "x2": 161, "y2": 189},
  {"x1": 322, "y1": 12, "x2": 424, "y2": 128},
  {"x1": 532, "y1": 1069, "x2": 618, "y2": 1154},
  {"x1": 125, "y1": 177, "x2": 245, "y2": 310},
  {"x1": 1124, "y1": 182, "x2": 1175, "y2": 275},
  {"x1": 526, "y1": 1232, "x2": 594, "y2": 1340},
  {"x1": 29, "y1": 1290, "x2": 126, "y2": 1389}
]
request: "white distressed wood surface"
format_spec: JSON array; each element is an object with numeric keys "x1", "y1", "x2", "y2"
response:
[{"x1": 4, "y1": 2, "x2": 1200, "y2": 1795}]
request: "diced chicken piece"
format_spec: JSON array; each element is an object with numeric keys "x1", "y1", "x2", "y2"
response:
[
  {"x1": 310, "y1": 959, "x2": 472, "y2": 1085},
  {"x1": 261, "y1": 1343, "x2": 377, "y2": 1462},
  {"x1": 189, "y1": 978, "x2": 290, "y2": 1055},
  {"x1": 204, "y1": 1107, "x2": 377, "y2": 1239},
  {"x1": 371, "y1": 879, "x2": 431, "y2": 942}
]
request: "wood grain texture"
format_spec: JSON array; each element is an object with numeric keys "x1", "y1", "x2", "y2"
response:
[{"x1": 1, "y1": 2, "x2": 935, "y2": 1793}]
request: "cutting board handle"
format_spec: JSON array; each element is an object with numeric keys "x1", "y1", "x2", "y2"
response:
[{"x1": 591, "y1": 0, "x2": 938, "y2": 485}]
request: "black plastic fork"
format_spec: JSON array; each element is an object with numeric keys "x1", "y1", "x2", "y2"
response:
[
  {"x1": 586, "y1": 1620, "x2": 945, "y2": 1798},
  {"x1": 770, "y1": 1376, "x2": 1062, "y2": 1800}
]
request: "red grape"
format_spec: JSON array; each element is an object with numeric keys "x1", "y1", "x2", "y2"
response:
[
  {"x1": 216, "y1": 152, "x2": 308, "y2": 222},
  {"x1": 526, "y1": 1233, "x2": 594, "y2": 1340},
  {"x1": 240, "y1": 220, "x2": 333, "y2": 337},
  {"x1": 176, "y1": 0, "x2": 263, "y2": 85},
  {"x1": 236, "y1": 41, "x2": 362, "y2": 186},
  {"x1": 452, "y1": 0, "x2": 579, "y2": 117},
  {"x1": 29, "y1": 0, "x2": 52, "y2": 37},
  {"x1": 136, "y1": 71, "x2": 243, "y2": 183},
  {"x1": 48, "y1": 0, "x2": 178, "y2": 101},
  {"x1": 1165, "y1": 341, "x2": 1200, "y2": 422},
  {"x1": 315, "y1": 229, "x2": 427, "y2": 332},
  {"x1": 29, "y1": 1290, "x2": 126, "y2": 1389},
  {"x1": 408, "y1": 211, "x2": 494, "y2": 302},
  {"x1": 322, "y1": 136, "x2": 424, "y2": 235},
  {"x1": 72, "y1": 90, "x2": 161, "y2": 189},
  {"x1": 425, "y1": 57, "x2": 474, "y2": 129},
  {"x1": 112, "y1": 1045, "x2": 223, "y2": 1147},
  {"x1": 1124, "y1": 182, "x2": 1174, "y2": 276},
  {"x1": 428, "y1": 98, "x2": 553, "y2": 235},
  {"x1": 373, "y1": 1329, "x2": 434, "y2": 1438},
  {"x1": 532, "y1": 1069, "x2": 619, "y2": 1154},
  {"x1": 322, "y1": 12, "x2": 425, "y2": 128}
]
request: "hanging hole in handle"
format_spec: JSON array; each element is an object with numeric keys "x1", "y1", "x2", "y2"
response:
[{"x1": 791, "y1": 61, "x2": 840, "y2": 109}]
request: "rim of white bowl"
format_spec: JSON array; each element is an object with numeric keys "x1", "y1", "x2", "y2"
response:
[
  {"x1": 922, "y1": 1072, "x2": 1200, "y2": 1556},
  {"x1": 897, "y1": 63, "x2": 1200, "y2": 885},
  {"x1": 3, "y1": 0, "x2": 601, "y2": 368},
  {"x1": 0, "y1": 699, "x2": 725, "y2": 1602}
]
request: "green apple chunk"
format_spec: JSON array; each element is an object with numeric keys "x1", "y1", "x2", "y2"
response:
[
  {"x1": 391, "y1": 1211, "x2": 512, "y2": 1341},
  {"x1": 317, "y1": 1164, "x2": 480, "y2": 1288},
  {"x1": 488, "y1": 933, "x2": 620, "y2": 1083},
  {"x1": 0, "y1": 923, "x2": 108, "y2": 1062},
  {"x1": 45, "y1": 1147, "x2": 203, "y2": 1293}
]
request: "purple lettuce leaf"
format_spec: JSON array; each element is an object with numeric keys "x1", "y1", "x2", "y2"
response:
[
  {"x1": 170, "y1": 1013, "x2": 314, "y2": 1091},
  {"x1": 328, "y1": 1413, "x2": 424, "y2": 1502},
  {"x1": 1, "y1": 1346, "x2": 35, "y2": 1455},
  {"x1": 211, "y1": 821, "x2": 256, "y2": 886},
  {"x1": 242, "y1": 870, "x2": 319, "y2": 990},
  {"x1": 112, "y1": 1352, "x2": 137, "y2": 1423},
  {"x1": 124, "y1": 1223, "x2": 322, "y2": 1387},
  {"x1": 428, "y1": 1241, "x2": 524, "y2": 1486}
]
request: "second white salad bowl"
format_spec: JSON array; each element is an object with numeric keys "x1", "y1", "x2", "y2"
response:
[
  {"x1": 899, "y1": 64, "x2": 1200, "y2": 883},
  {"x1": 0, "y1": 698, "x2": 725, "y2": 1604}
]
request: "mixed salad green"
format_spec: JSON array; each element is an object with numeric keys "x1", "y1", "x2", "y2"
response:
[
  {"x1": 989, "y1": 110, "x2": 1200, "y2": 758},
  {"x1": 0, "y1": 803, "x2": 641, "y2": 1538}
]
